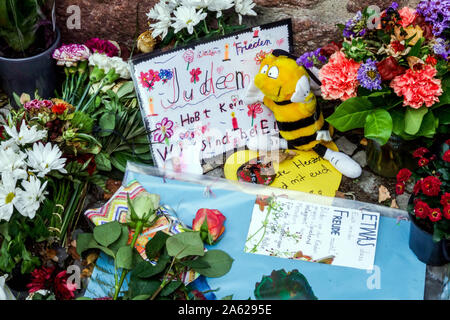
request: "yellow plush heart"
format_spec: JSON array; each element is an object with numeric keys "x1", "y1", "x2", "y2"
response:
[{"x1": 224, "y1": 143, "x2": 342, "y2": 197}]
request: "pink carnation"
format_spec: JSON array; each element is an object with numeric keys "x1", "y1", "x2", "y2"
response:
[
  {"x1": 390, "y1": 65, "x2": 443, "y2": 109},
  {"x1": 319, "y1": 51, "x2": 361, "y2": 101},
  {"x1": 398, "y1": 7, "x2": 417, "y2": 28}
]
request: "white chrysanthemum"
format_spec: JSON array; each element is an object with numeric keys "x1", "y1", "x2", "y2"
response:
[
  {"x1": 235, "y1": 0, "x2": 257, "y2": 24},
  {"x1": 206, "y1": 0, "x2": 234, "y2": 18},
  {"x1": 0, "y1": 147, "x2": 28, "y2": 181},
  {"x1": 180, "y1": 0, "x2": 208, "y2": 8},
  {"x1": 26, "y1": 142, "x2": 67, "y2": 178},
  {"x1": 147, "y1": 1, "x2": 172, "y2": 20},
  {"x1": 171, "y1": 5, "x2": 207, "y2": 34},
  {"x1": 0, "y1": 139, "x2": 19, "y2": 153},
  {"x1": 3, "y1": 120, "x2": 47, "y2": 146},
  {"x1": 88, "y1": 53, "x2": 130, "y2": 79},
  {"x1": 151, "y1": 18, "x2": 172, "y2": 39},
  {"x1": 16, "y1": 176, "x2": 48, "y2": 219},
  {"x1": 0, "y1": 172, "x2": 20, "y2": 222}
]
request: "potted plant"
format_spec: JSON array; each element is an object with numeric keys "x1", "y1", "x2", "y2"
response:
[
  {"x1": 395, "y1": 140, "x2": 450, "y2": 266},
  {"x1": 0, "y1": 0, "x2": 60, "y2": 104},
  {"x1": 311, "y1": 2, "x2": 449, "y2": 177}
]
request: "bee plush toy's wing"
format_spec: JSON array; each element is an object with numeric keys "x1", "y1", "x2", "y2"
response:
[
  {"x1": 243, "y1": 81, "x2": 265, "y2": 105},
  {"x1": 290, "y1": 75, "x2": 312, "y2": 103}
]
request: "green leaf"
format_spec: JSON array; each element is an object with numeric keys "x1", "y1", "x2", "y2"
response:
[
  {"x1": 109, "y1": 225, "x2": 130, "y2": 254},
  {"x1": 326, "y1": 97, "x2": 374, "y2": 132},
  {"x1": 416, "y1": 111, "x2": 436, "y2": 138},
  {"x1": 116, "y1": 246, "x2": 133, "y2": 270},
  {"x1": 166, "y1": 232, "x2": 205, "y2": 259},
  {"x1": 95, "y1": 152, "x2": 112, "y2": 172},
  {"x1": 128, "y1": 277, "x2": 160, "y2": 299},
  {"x1": 99, "y1": 112, "x2": 116, "y2": 137},
  {"x1": 191, "y1": 250, "x2": 234, "y2": 278},
  {"x1": 408, "y1": 37, "x2": 425, "y2": 57},
  {"x1": 364, "y1": 109, "x2": 393, "y2": 146},
  {"x1": 438, "y1": 108, "x2": 450, "y2": 125},
  {"x1": 76, "y1": 233, "x2": 115, "y2": 258},
  {"x1": 180, "y1": 259, "x2": 211, "y2": 269},
  {"x1": 132, "y1": 295, "x2": 151, "y2": 300},
  {"x1": 391, "y1": 109, "x2": 405, "y2": 136},
  {"x1": 145, "y1": 231, "x2": 170, "y2": 260},
  {"x1": 117, "y1": 81, "x2": 135, "y2": 99},
  {"x1": 404, "y1": 107, "x2": 428, "y2": 135},
  {"x1": 93, "y1": 221, "x2": 122, "y2": 248},
  {"x1": 134, "y1": 249, "x2": 170, "y2": 278},
  {"x1": 161, "y1": 281, "x2": 183, "y2": 297}
]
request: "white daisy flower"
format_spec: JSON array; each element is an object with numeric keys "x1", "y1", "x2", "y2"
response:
[
  {"x1": 16, "y1": 176, "x2": 48, "y2": 219},
  {"x1": 235, "y1": 0, "x2": 257, "y2": 24},
  {"x1": 3, "y1": 120, "x2": 47, "y2": 146},
  {"x1": 180, "y1": 0, "x2": 208, "y2": 9},
  {"x1": 0, "y1": 139, "x2": 19, "y2": 153},
  {"x1": 0, "y1": 172, "x2": 20, "y2": 222},
  {"x1": 26, "y1": 142, "x2": 67, "y2": 178},
  {"x1": 146, "y1": 2, "x2": 172, "y2": 21},
  {"x1": 151, "y1": 18, "x2": 172, "y2": 39},
  {"x1": 0, "y1": 147, "x2": 28, "y2": 181},
  {"x1": 171, "y1": 5, "x2": 207, "y2": 34},
  {"x1": 206, "y1": 0, "x2": 234, "y2": 18}
]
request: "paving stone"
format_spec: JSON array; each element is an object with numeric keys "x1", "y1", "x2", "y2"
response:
[
  {"x1": 396, "y1": 192, "x2": 412, "y2": 211},
  {"x1": 335, "y1": 136, "x2": 358, "y2": 156},
  {"x1": 352, "y1": 150, "x2": 367, "y2": 168}
]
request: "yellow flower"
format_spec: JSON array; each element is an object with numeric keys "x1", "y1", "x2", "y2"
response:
[{"x1": 394, "y1": 25, "x2": 424, "y2": 46}]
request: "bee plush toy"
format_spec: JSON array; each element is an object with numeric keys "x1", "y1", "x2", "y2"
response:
[{"x1": 243, "y1": 50, "x2": 362, "y2": 179}]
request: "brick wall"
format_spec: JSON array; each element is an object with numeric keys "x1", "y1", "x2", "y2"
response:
[{"x1": 56, "y1": 0, "x2": 421, "y2": 55}]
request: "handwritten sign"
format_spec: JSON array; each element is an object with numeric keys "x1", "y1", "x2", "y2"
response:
[
  {"x1": 224, "y1": 143, "x2": 342, "y2": 197},
  {"x1": 245, "y1": 197, "x2": 380, "y2": 270},
  {"x1": 130, "y1": 20, "x2": 293, "y2": 168}
]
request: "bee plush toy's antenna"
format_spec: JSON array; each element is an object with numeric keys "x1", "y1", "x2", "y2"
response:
[{"x1": 271, "y1": 49, "x2": 322, "y2": 87}]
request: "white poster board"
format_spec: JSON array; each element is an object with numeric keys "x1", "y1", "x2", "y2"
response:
[
  {"x1": 245, "y1": 197, "x2": 380, "y2": 270},
  {"x1": 130, "y1": 20, "x2": 293, "y2": 168}
]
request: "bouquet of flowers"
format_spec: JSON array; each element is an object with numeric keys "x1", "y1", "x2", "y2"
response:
[
  {"x1": 146, "y1": 0, "x2": 257, "y2": 47},
  {"x1": 310, "y1": 1, "x2": 449, "y2": 146},
  {"x1": 395, "y1": 140, "x2": 450, "y2": 242}
]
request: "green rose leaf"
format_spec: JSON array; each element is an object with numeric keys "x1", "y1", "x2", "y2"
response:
[
  {"x1": 128, "y1": 277, "x2": 160, "y2": 299},
  {"x1": 76, "y1": 233, "x2": 115, "y2": 258},
  {"x1": 364, "y1": 109, "x2": 393, "y2": 146},
  {"x1": 166, "y1": 232, "x2": 205, "y2": 259},
  {"x1": 180, "y1": 258, "x2": 211, "y2": 269},
  {"x1": 109, "y1": 225, "x2": 130, "y2": 255},
  {"x1": 405, "y1": 107, "x2": 428, "y2": 135},
  {"x1": 116, "y1": 246, "x2": 134, "y2": 270},
  {"x1": 93, "y1": 221, "x2": 122, "y2": 247},
  {"x1": 326, "y1": 97, "x2": 374, "y2": 132},
  {"x1": 161, "y1": 281, "x2": 183, "y2": 297},
  {"x1": 191, "y1": 250, "x2": 234, "y2": 278},
  {"x1": 134, "y1": 249, "x2": 170, "y2": 278},
  {"x1": 145, "y1": 231, "x2": 170, "y2": 260}
]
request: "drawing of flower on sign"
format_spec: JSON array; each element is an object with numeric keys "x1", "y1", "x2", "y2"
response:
[
  {"x1": 190, "y1": 68, "x2": 202, "y2": 84},
  {"x1": 153, "y1": 117, "x2": 174, "y2": 146},
  {"x1": 247, "y1": 103, "x2": 263, "y2": 126},
  {"x1": 254, "y1": 50, "x2": 272, "y2": 65},
  {"x1": 139, "y1": 69, "x2": 160, "y2": 91},
  {"x1": 159, "y1": 69, "x2": 173, "y2": 84},
  {"x1": 183, "y1": 50, "x2": 195, "y2": 70}
]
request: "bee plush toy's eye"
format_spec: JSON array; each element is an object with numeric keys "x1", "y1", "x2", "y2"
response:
[
  {"x1": 260, "y1": 65, "x2": 269, "y2": 74},
  {"x1": 268, "y1": 66, "x2": 279, "y2": 79}
]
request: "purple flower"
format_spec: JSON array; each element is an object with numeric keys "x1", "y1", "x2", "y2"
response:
[
  {"x1": 357, "y1": 59, "x2": 382, "y2": 91},
  {"x1": 416, "y1": 0, "x2": 449, "y2": 37},
  {"x1": 389, "y1": 2, "x2": 399, "y2": 11},
  {"x1": 297, "y1": 49, "x2": 328, "y2": 68},
  {"x1": 343, "y1": 11, "x2": 366, "y2": 38},
  {"x1": 434, "y1": 38, "x2": 449, "y2": 60}
]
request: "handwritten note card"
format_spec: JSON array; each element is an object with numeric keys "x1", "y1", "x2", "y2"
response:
[
  {"x1": 245, "y1": 197, "x2": 380, "y2": 270},
  {"x1": 130, "y1": 20, "x2": 292, "y2": 167}
]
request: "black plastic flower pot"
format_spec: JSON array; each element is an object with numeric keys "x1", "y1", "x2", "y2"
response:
[
  {"x1": 408, "y1": 211, "x2": 450, "y2": 266},
  {"x1": 0, "y1": 27, "x2": 61, "y2": 107}
]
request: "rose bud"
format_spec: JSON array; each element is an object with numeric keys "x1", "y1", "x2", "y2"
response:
[
  {"x1": 192, "y1": 209, "x2": 226, "y2": 245},
  {"x1": 376, "y1": 56, "x2": 406, "y2": 81},
  {"x1": 320, "y1": 41, "x2": 342, "y2": 58},
  {"x1": 126, "y1": 192, "x2": 159, "y2": 229}
]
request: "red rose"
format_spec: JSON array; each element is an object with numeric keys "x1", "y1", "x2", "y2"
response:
[
  {"x1": 376, "y1": 57, "x2": 406, "y2": 81},
  {"x1": 443, "y1": 150, "x2": 450, "y2": 162},
  {"x1": 320, "y1": 41, "x2": 342, "y2": 58},
  {"x1": 192, "y1": 209, "x2": 226, "y2": 245},
  {"x1": 418, "y1": 158, "x2": 430, "y2": 167},
  {"x1": 396, "y1": 168, "x2": 412, "y2": 183},
  {"x1": 395, "y1": 182, "x2": 405, "y2": 195},
  {"x1": 421, "y1": 176, "x2": 442, "y2": 197},
  {"x1": 414, "y1": 200, "x2": 430, "y2": 219},
  {"x1": 413, "y1": 147, "x2": 430, "y2": 158},
  {"x1": 425, "y1": 55, "x2": 438, "y2": 66},
  {"x1": 441, "y1": 193, "x2": 450, "y2": 207},
  {"x1": 413, "y1": 180, "x2": 422, "y2": 196},
  {"x1": 444, "y1": 206, "x2": 450, "y2": 220},
  {"x1": 428, "y1": 208, "x2": 442, "y2": 222}
]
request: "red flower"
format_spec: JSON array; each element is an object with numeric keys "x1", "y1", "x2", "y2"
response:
[
  {"x1": 418, "y1": 157, "x2": 430, "y2": 167},
  {"x1": 441, "y1": 193, "x2": 450, "y2": 207},
  {"x1": 413, "y1": 180, "x2": 422, "y2": 195},
  {"x1": 443, "y1": 150, "x2": 450, "y2": 162},
  {"x1": 446, "y1": 139, "x2": 450, "y2": 146},
  {"x1": 425, "y1": 55, "x2": 438, "y2": 66},
  {"x1": 396, "y1": 168, "x2": 412, "y2": 183},
  {"x1": 27, "y1": 265, "x2": 77, "y2": 300},
  {"x1": 428, "y1": 208, "x2": 442, "y2": 222},
  {"x1": 396, "y1": 182, "x2": 405, "y2": 195},
  {"x1": 444, "y1": 206, "x2": 450, "y2": 220},
  {"x1": 320, "y1": 41, "x2": 342, "y2": 58},
  {"x1": 52, "y1": 103, "x2": 67, "y2": 115},
  {"x1": 421, "y1": 176, "x2": 442, "y2": 197},
  {"x1": 414, "y1": 200, "x2": 430, "y2": 219},
  {"x1": 376, "y1": 57, "x2": 406, "y2": 81},
  {"x1": 190, "y1": 68, "x2": 202, "y2": 83},
  {"x1": 413, "y1": 147, "x2": 430, "y2": 158},
  {"x1": 192, "y1": 209, "x2": 226, "y2": 245},
  {"x1": 0, "y1": 126, "x2": 5, "y2": 140},
  {"x1": 391, "y1": 40, "x2": 405, "y2": 53},
  {"x1": 85, "y1": 38, "x2": 119, "y2": 57}
]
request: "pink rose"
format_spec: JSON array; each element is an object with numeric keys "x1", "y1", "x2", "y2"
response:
[
  {"x1": 398, "y1": 7, "x2": 417, "y2": 28},
  {"x1": 192, "y1": 209, "x2": 226, "y2": 245}
]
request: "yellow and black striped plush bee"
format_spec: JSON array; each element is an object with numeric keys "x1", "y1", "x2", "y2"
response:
[{"x1": 244, "y1": 50, "x2": 361, "y2": 178}]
